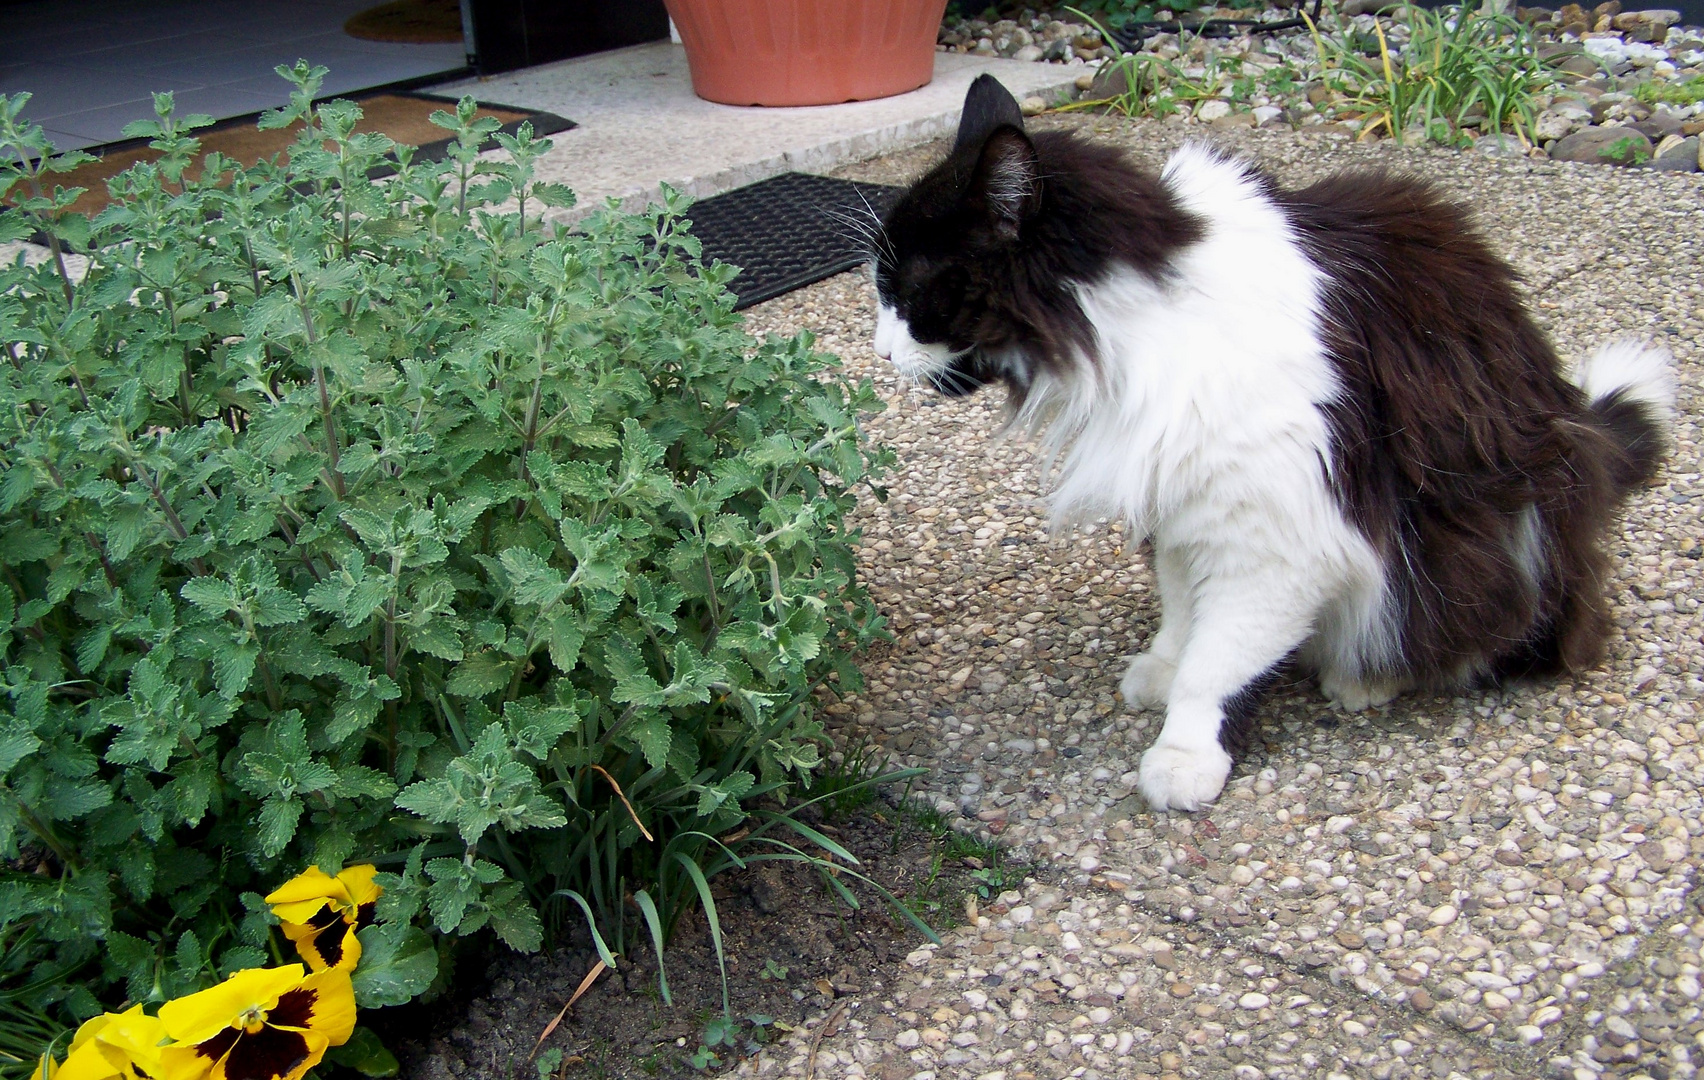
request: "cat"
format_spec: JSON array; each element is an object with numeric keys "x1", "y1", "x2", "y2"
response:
[{"x1": 869, "y1": 74, "x2": 1673, "y2": 811}]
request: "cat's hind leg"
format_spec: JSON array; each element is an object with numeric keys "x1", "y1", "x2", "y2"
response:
[
  {"x1": 1120, "y1": 544, "x2": 1194, "y2": 710},
  {"x1": 1318, "y1": 670, "x2": 1409, "y2": 711},
  {"x1": 1138, "y1": 562, "x2": 1318, "y2": 811}
]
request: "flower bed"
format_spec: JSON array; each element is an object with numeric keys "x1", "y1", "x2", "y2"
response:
[
  {"x1": 944, "y1": 2, "x2": 1704, "y2": 169},
  {"x1": 0, "y1": 63, "x2": 899, "y2": 1072}
]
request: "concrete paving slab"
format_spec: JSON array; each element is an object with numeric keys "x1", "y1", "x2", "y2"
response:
[{"x1": 429, "y1": 42, "x2": 1086, "y2": 219}]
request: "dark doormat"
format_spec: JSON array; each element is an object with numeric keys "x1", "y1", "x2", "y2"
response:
[{"x1": 683, "y1": 172, "x2": 903, "y2": 311}]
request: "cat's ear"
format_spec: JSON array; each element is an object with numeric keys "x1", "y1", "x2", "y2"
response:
[
  {"x1": 954, "y1": 73, "x2": 1024, "y2": 155},
  {"x1": 971, "y1": 127, "x2": 1041, "y2": 241}
]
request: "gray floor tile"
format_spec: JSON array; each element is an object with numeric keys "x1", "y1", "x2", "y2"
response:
[
  {"x1": 42, "y1": 85, "x2": 277, "y2": 145},
  {"x1": 39, "y1": 128, "x2": 100, "y2": 154},
  {"x1": 5, "y1": 0, "x2": 466, "y2": 150},
  {"x1": 5, "y1": 64, "x2": 179, "y2": 122},
  {"x1": 76, "y1": 28, "x2": 305, "y2": 74}
]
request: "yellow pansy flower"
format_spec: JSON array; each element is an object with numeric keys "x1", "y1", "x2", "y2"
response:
[
  {"x1": 263, "y1": 865, "x2": 381, "y2": 972},
  {"x1": 32, "y1": 1005, "x2": 167, "y2": 1080},
  {"x1": 157, "y1": 965, "x2": 355, "y2": 1080}
]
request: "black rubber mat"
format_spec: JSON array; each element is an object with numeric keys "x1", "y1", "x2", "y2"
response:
[{"x1": 683, "y1": 172, "x2": 904, "y2": 311}]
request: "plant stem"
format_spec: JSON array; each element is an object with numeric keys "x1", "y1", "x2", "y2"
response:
[{"x1": 290, "y1": 270, "x2": 347, "y2": 498}]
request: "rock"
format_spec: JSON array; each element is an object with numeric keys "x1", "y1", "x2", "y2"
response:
[
  {"x1": 1089, "y1": 64, "x2": 1130, "y2": 100},
  {"x1": 1557, "y1": 52, "x2": 1603, "y2": 77},
  {"x1": 1012, "y1": 45, "x2": 1044, "y2": 62},
  {"x1": 1536, "y1": 110, "x2": 1578, "y2": 141},
  {"x1": 1654, "y1": 135, "x2": 1700, "y2": 170},
  {"x1": 1605, "y1": 1015, "x2": 1639, "y2": 1046},
  {"x1": 1238, "y1": 992, "x2": 1271, "y2": 1010},
  {"x1": 1631, "y1": 112, "x2": 1683, "y2": 140},
  {"x1": 1197, "y1": 99, "x2": 1232, "y2": 121},
  {"x1": 1550, "y1": 125, "x2": 1654, "y2": 165},
  {"x1": 1074, "y1": 72, "x2": 1096, "y2": 91},
  {"x1": 1428, "y1": 904, "x2": 1460, "y2": 926},
  {"x1": 1582, "y1": 37, "x2": 1629, "y2": 67},
  {"x1": 1252, "y1": 104, "x2": 1285, "y2": 126},
  {"x1": 1019, "y1": 96, "x2": 1048, "y2": 116},
  {"x1": 1475, "y1": 134, "x2": 1527, "y2": 156},
  {"x1": 1409, "y1": 989, "x2": 1435, "y2": 1011}
]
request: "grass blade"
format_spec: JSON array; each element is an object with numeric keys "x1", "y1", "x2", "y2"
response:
[
  {"x1": 552, "y1": 888, "x2": 619, "y2": 971},
  {"x1": 671, "y1": 851, "x2": 730, "y2": 1018},
  {"x1": 633, "y1": 888, "x2": 672, "y2": 1006}
]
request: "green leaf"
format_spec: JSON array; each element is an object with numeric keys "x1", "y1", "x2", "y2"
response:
[
  {"x1": 446, "y1": 651, "x2": 513, "y2": 698},
  {"x1": 626, "y1": 713, "x2": 672, "y2": 770},
  {"x1": 327, "y1": 1028, "x2": 401, "y2": 1077},
  {"x1": 351, "y1": 923, "x2": 439, "y2": 1008},
  {"x1": 257, "y1": 797, "x2": 304, "y2": 856}
]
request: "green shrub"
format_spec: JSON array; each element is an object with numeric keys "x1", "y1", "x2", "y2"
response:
[{"x1": 0, "y1": 63, "x2": 894, "y2": 1047}]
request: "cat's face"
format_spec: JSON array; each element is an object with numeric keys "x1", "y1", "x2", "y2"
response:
[{"x1": 871, "y1": 77, "x2": 1043, "y2": 398}]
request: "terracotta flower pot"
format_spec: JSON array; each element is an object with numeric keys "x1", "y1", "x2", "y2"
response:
[{"x1": 664, "y1": 0, "x2": 950, "y2": 107}]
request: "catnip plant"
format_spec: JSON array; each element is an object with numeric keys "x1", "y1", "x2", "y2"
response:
[{"x1": 0, "y1": 62, "x2": 895, "y2": 1047}]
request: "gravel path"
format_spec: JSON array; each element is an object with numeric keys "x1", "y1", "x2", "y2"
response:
[{"x1": 731, "y1": 115, "x2": 1704, "y2": 1080}]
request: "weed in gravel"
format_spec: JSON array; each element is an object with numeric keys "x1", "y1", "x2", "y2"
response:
[
  {"x1": 1635, "y1": 76, "x2": 1704, "y2": 106},
  {"x1": 1308, "y1": 3, "x2": 1555, "y2": 144}
]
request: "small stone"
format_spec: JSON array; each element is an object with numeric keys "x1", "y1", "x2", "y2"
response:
[
  {"x1": 1169, "y1": 982, "x2": 1194, "y2": 998},
  {"x1": 1197, "y1": 100, "x2": 1233, "y2": 121},
  {"x1": 1535, "y1": 109, "x2": 1580, "y2": 141},
  {"x1": 1012, "y1": 45, "x2": 1044, "y2": 62},
  {"x1": 1517, "y1": 1024, "x2": 1545, "y2": 1045},
  {"x1": 1075, "y1": 73, "x2": 1096, "y2": 91},
  {"x1": 1654, "y1": 135, "x2": 1700, "y2": 171},
  {"x1": 1605, "y1": 1016, "x2": 1639, "y2": 1046},
  {"x1": 895, "y1": 1029, "x2": 921, "y2": 1049},
  {"x1": 1427, "y1": 905, "x2": 1459, "y2": 927},
  {"x1": 1409, "y1": 989, "x2": 1435, "y2": 1012},
  {"x1": 1020, "y1": 96, "x2": 1048, "y2": 116},
  {"x1": 1238, "y1": 992, "x2": 1271, "y2": 1010}
]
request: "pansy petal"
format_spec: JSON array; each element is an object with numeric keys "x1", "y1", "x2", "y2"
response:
[
  {"x1": 264, "y1": 868, "x2": 349, "y2": 926},
  {"x1": 270, "y1": 969, "x2": 357, "y2": 1048},
  {"x1": 333, "y1": 865, "x2": 381, "y2": 907},
  {"x1": 216, "y1": 1026, "x2": 327, "y2": 1080},
  {"x1": 278, "y1": 916, "x2": 343, "y2": 972},
  {"x1": 94, "y1": 1006, "x2": 167, "y2": 1075},
  {"x1": 68, "y1": 1013, "x2": 117, "y2": 1055},
  {"x1": 159, "y1": 966, "x2": 305, "y2": 1047},
  {"x1": 306, "y1": 921, "x2": 361, "y2": 973},
  {"x1": 160, "y1": 1029, "x2": 235, "y2": 1080}
]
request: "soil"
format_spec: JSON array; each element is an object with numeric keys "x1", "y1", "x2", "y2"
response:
[{"x1": 395, "y1": 796, "x2": 1020, "y2": 1080}]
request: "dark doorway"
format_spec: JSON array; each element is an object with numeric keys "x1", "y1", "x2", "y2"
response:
[{"x1": 462, "y1": 0, "x2": 671, "y2": 75}]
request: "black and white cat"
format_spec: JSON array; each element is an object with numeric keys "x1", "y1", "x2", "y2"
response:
[{"x1": 870, "y1": 74, "x2": 1673, "y2": 811}]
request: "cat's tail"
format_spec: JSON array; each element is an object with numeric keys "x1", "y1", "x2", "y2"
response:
[{"x1": 1576, "y1": 339, "x2": 1674, "y2": 495}]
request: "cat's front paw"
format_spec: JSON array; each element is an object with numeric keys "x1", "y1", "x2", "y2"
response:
[
  {"x1": 1320, "y1": 672, "x2": 1405, "y2": 711},
  {"x1": 1120, "y1": 653, "x2": 1177, "y2": 710},
  {"x1": 1138, "y1": 742, "x2": 1232, "y2": 812}
]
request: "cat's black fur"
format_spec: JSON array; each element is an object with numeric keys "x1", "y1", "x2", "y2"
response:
[{"x1": 875, "y1": 74, "x2": 1667, "y2": 694}]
